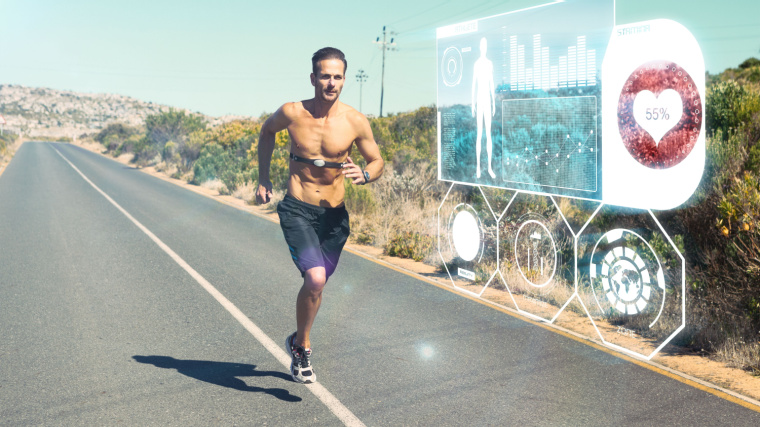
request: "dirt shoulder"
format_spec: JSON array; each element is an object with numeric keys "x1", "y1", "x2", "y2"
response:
[{"x1": 66, "y1": 139, "x2": 760, "y2": 408}]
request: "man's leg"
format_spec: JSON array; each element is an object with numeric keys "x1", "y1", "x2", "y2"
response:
[{"x1": 295, "y1": 266, "x2": 327, "y2": 349}]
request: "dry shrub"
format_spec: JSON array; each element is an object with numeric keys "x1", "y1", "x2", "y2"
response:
[
  {"x1": 350, "y1": 162, "x2": 444, "y2": 257},
  {"x1": 267, "y1": 188, "x2": 286, "y2": 212},
  {"x1": 154, "y1": 160, "x2": 179, "y2": 177},
  {"x1": 385, "y1": 231, "x2": 434, "y2": 261},
  {"x1": 200, "y1": 178, "x2": 227, "y2": 194},
  {"x1": 232, "y1": 181, "x2": 257, "y2": 204},
  {"x1": 716, "y1": 340, "x2": 760, "y2": 374},
  {"x1": 499, "y1": 259, "x2": 579, "y2": 315}
]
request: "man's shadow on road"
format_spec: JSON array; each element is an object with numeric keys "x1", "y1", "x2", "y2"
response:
[{"x1": 133, "y1": 355, "x2": 302, "y2": 402}]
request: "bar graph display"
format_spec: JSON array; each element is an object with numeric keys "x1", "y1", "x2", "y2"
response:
[
  {"x1": 509, "y1": 35, "x2": 596, "y2": 91},
  {"x1": 437, "y1": 0, "x2": 613, "y2": 200}
]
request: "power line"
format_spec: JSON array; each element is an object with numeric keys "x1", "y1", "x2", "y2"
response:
[
  {"x1": 395, "y1": 0, "x2": 509, "y2": 35},
  {"x1": 386, "y1": 0, "x2": 455, "y2": 27}
]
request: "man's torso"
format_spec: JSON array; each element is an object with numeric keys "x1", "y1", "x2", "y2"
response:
[{"x1": 286, "y1": 100, "x2": 359, "y2": 207}]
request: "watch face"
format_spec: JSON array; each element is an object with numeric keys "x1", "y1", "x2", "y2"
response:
[{"x1": 363, "y1": 171, "x2": 370, "y2": 183}]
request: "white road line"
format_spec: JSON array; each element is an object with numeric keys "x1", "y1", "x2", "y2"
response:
[{"x1": 51, "y1": 143, "x2": 365, "y2": 427}]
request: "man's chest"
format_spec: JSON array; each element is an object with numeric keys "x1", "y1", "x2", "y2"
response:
[{"x1": 288, "y1": 119, "x2": 355, "y2": 157}]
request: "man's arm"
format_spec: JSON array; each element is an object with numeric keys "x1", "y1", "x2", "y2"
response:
[
  {"x1": 342, "y1": 113, "x2": 384, "y2": 185},
  {"x1": 256, "y1": 104, "x2": 292, "y2": 204}
]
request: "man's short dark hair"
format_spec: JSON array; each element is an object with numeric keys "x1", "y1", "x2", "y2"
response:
[{"x1": 312, "y1": 47, "x2": 347, "y2": 75}]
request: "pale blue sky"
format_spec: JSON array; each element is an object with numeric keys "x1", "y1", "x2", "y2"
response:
[{"x1": 0, "y1": 0, "x2": 758, "y2": 117}]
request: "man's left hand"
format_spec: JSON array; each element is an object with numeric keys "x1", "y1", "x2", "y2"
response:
[{"x1": 342, "y1": 156, "x2": 366, "y2": 185}]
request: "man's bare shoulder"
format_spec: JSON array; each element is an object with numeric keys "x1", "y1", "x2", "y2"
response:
[
  {"x1": 281, "y1": 99, "x2": 326, "y2": 121},
  {"x1": 263, "y1": 102, "x2": 305, "y2": 132},
  {"x1": 279, "y1": 101, "x2": 304, "y2": 119},
  {"x1": 341, "y1": 103, "x2": 371, "y2": 128}
]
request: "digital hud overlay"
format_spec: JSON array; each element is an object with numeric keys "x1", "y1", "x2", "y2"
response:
[
  {"x1": 502, "y1": 96, "x2": 597, "y2": 192},
  {"x1": 437, "y1": 0, "x2": 613, "y2": 200}
]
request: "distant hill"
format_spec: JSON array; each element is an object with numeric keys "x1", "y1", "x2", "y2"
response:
[{"x1": 0, "y1": 84, "x2": 249, "y2": 139}]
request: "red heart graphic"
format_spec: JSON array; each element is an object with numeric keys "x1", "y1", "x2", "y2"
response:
[{"x1": 617, "y1": 60, "x2": 702, "y2": 169}]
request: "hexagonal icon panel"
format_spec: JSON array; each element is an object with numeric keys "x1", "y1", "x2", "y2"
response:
[
  {"x1": 577, "y1": 204, "x2": 685, "y2": 360},
  {"x1": 438, "y1": 183, "x2": 500, "y2": 296},
  {"x1": 497, "y1": 192, "x2": 576, "y2": 322}
]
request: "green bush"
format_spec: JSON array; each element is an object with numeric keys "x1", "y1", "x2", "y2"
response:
[
  {"x1": 177, "y1": 130, "x2": 205, "y2": 171},
  {"x1": 344, "y1": 181, "x2": 376, "y2": 215},
  {"x1": 113, "y1": 134, "x2": 142, "y2": 157},
  {"x1": 705, "y1": 129, "x2": 748, "y2": 191},
  {"x1": 370, "y1": 105, "x2": 436, "y2": 168},
  {"x1": 95, "y1": 123, "x2": 141, "y2": 151},
  {"x1": 163, "y1": 140, "x2": 177, "y2": 162},
  {"x1": 706, "y1": 80, "x2": 760, "y2": 138},
  {"x1": 353, "y1": 226, "x2": 375, "y2": 245},
  {"x1": 192, "y1": 143, "x2": 245, "y2": 191},
  {"x1": 268, "y1": 147, "x2": 291, "y2": 190},
  {"x1": 131, "y1": 136, "x2": 160, "y2": 166},
  {"x1": 716, "y1": 173, "x2": 760, "y2": 282},
  {"x1": 145, "y1": 109, "x2": 206, "y2": 148},
  {"x1": 103, "y1": 134, "x2": 120, "y2": 151},
  {"x1": 384, "y1": 231, "x2": 434, "y2": 261},
  {"x1": 0, "y1": 131, "x2": 17, "y2": 154},
  {"x1": 207, "y1": 120, "x2": 260, "y2": 157}
]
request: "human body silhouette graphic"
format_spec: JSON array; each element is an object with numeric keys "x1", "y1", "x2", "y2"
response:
[{"x1": 472, "y1": 37, "x2": 496, "y2": 179}]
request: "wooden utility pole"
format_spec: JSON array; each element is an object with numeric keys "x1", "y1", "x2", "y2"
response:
[
  {"x1": 355, "y1": 69, "x2": 368, "y2": 114},
  {"x1": 374, "y1": 26, "x2": 396, "y2": 117}
]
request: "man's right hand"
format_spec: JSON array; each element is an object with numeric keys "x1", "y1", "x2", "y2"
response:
[{"x1": 256, "y1": 181, "x2": 273, "y2": 205}]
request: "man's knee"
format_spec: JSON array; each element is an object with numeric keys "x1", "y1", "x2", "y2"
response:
[{"x1": 304, "y1": 267, "x2": 327, "y2": 291}]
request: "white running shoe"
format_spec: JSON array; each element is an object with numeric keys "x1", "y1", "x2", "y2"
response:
[{"x1": 285, "y1": 332, "x2": 316, "y2": 384}]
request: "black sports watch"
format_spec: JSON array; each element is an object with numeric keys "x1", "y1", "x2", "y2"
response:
[{"x1": 362, "y1": 170, "x2": 370, "y2": 184}]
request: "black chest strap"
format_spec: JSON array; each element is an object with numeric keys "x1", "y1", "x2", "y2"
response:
[{"x1": 289, "y1": 153, "x2": 345, "y2": 168}]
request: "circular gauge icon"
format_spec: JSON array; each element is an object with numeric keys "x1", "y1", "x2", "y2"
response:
[
  {"x1": 590, "y1": 229, "x2": 666, "y2": 325},
  {"x1": 617, "y1": 60, "x2": 702, "y2": 169},
  {"x1": 441, "y1": 46, "x2": 463, "y2": 87},
  {"x1": 448, "y1": 203, "x2": 484, "y2": 263},
  {"x1": 598, "y1": 246, "x2": 651, "y2": 314},
  {"x1": 514, "y1": 219, "x2": 558, "y2": 288}
]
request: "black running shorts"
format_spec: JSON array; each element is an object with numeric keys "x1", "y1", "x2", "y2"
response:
[{"x1": 276, "y1": 194, "x2": 350, "y2": 279}]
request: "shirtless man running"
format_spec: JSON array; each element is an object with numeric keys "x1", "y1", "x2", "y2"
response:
[{"x1": 256, "y1": 47, "x2": 384, "y2": 384}]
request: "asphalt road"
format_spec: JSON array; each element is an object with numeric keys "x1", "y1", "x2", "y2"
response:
[{"x1": 0, "y1": 141, "x2": 758, "y2": 426}]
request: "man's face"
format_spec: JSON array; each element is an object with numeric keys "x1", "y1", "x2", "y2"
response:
[{"x1": 311, "y1": 58, "x2": 345, "y2": 103}]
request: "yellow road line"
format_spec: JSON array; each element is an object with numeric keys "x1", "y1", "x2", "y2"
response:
[{"x1": 345, "y1": 247, "x2": 760, "y2": 413}]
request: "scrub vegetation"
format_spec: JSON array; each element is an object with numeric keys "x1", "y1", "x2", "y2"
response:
[
  {"x1": 0, "y1": 131, "x2": 20, "y2": 168},
  {"x1": 93, "y1": 59, "x2": 760, "y2": 372},
  {"x1": 0, "y1": 131, "x2": 17, "y2": 155}
]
